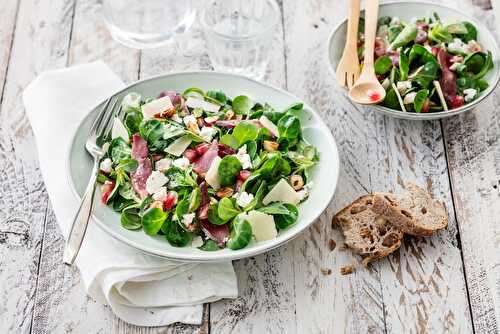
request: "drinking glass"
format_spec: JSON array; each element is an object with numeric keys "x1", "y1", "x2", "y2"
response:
[
  {"x1": 200, "y1": 0, "x2": 280, "y2": 80},
  {"x1": 102, "y1": 0, "x2": 196, "y2": 49}
]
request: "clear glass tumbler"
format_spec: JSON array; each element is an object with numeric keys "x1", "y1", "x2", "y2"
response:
[
  {"x1": 102, "y1": 0, "x2": 196, "y2": 49},
  {"x1": 200, "y1": 0, "x2": 280, "y2": 80}
]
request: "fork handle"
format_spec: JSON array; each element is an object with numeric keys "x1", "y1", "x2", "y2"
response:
[
  {"x1": 345, "y1": 0, "x2": 361, "y2": 49},
  {"x1": 63, "y1": 158, "x2": 99, "y2": 265}
]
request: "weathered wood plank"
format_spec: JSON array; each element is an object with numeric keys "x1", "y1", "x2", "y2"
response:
[
  {"x1": 280, "y1": 0, "x2": 472, "y2": 333},
  {"x1": 201, "y1": 4, "x2": 297, "y2": 333},
  {"x1": 0, "y1": 0, "x2": 74, "y2": 333},
  {"x1": 30, "y1": 0, "x2": 206, "y2": 332},
  {"x1": 442, "y1": 1, "x2": 500, "y2": 332}
]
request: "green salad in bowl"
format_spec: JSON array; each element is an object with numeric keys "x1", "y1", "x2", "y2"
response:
[
  {"x1": 361, "y1": 12, "x2": 493, "y2": 113},
  {"x1": 96, "y1": 88, "x2": 318, "y2": 251}
]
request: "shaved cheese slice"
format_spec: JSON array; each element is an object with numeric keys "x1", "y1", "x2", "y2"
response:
[
  {"x1": 111, "y1": 117, "x2": 129, "y2": 141},
  {"x1": 259, "y1": 115, "x2": 279, "y2": 137},
  {"x1": 205, "y1": 156, "x2": 222, "y2": 190},
  {"x1": 165, "y1": 135, "x2": 192, "y2": 156},
  {"x1": 240, "y1": 210, "x2": 277, "y2": 242},
  {"x1": 141, "y1": 96, "x2": 174, "y2": 119},
  {"x1": 185, "y1": 97, "x2": 220, "y2": 112},
  {"x1": 262, "y1": 179, "x2": 301, "y2": 205}
]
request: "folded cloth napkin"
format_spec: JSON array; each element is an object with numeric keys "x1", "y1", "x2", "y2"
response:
[{"x1": 23, "y1": 61, "x2": 238, "y2": 327}]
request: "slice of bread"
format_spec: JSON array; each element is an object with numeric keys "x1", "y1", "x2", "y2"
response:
[
  {"x1": 372, "y1": 184, "x2": 448, "y2": 236},
  {"x1": 333, "y1": 195, "x2": 404, "y2": 266}
]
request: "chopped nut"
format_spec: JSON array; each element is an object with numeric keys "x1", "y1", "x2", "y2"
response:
[
  {"x1": 328, "y1": 239, "x2": 336, "y2": 251},
  {"x1": 150, "y1": 200, "x2": 164, "y2": 210},
  {"x1": 224, "y1": 110, "x2": 235, "y2": 120},
  {"x1": 216, "y1": 187, "x2": 234, "y2": 198},
  {"x1": 163, "y1": 107, "x2": 176, "y2": 118},
  {"x1": 187, "y1": 122, "x2": 200, "y2": 133},
  {"x1": 340, "y1": 265, "x2": 355, "y2": 275},
  {"x1": 290, "y1": 174, "x2": 304, "y2": 190},
  {"x1": 263, "y1": 140, "x2": 279, "y2": 152},
  {"x1": 320, "y1": 267, "x2": 332, "y2": 276}
]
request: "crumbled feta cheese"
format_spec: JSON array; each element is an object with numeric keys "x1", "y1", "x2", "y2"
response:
[
  {"x1": 403, "y1": 91, "x2": 417, "y2": 104},
  {"x1": 463, "y1": 88, "x2": 477, "y2": 102},
  {"x1": 156, "y1": 158, "x2": 172, "y2": 172},
  {"x1": 235, "y1": 145, "x2": 252, "y2": 169},
  {"x1": 182, "y1": 213, "x2": 195, "y2": 227},
  {"x1": 448, "y1": 38, "x2": 468, "y2": 54},
  {"x1": 183, "y1": 115, "x2": 197, "y2": 127},
  {"x1": 396, "y1": 81, "x2": 412, "y2": 95},
  {"x1": 235, "y1": 191, "x2": 254, "y2": 208},
  {"x1": 171, "y1": 113, "x2": 182, "y2": 123},
  {"x1": 172, "y1": 157, "x2": 190, "y2": 170},
  {"x1": 99, "y1": 158, "x2": 112, "y2": 174},
  {"x1": 199, "y1": 126, "x2": 217, "y2": 142},
  {"x1": 146, "y1": 171, "x2": 169, "y2": 194},
  {"x1": 297, "y1": 189, "x2": 309, "y2": 201},
  {"x1": 152, "y1": 186, "x2": 168, "y2": 201},
  {"x1": 191, "y1": 236, "x2": 204, "y2": 248},
  {"x1": 390, "y1": 17, "x2": 401, "y2": 26}
]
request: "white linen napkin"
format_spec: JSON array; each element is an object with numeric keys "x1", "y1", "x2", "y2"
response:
[{"x1": 22, "y1": 61, "x2": 238, "y2": 327}]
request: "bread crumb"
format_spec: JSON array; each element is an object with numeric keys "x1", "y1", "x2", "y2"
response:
[
  {"x1": 328, "y1": 239, "x2": 336, "y2": 251},
  {"x1": 340, "y1": 265, "x2": 355, "y2": 275},
  {"x1": 320, "y1": 267, "x2": 332, "y2": 276}
]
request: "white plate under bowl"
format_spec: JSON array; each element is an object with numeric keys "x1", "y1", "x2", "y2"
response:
[
  {"x1": 328, "y1": 1, "x2": 500, "y2": 120},
  {"x1": 68, "y1": 71, "x2": 339, "y2": 262}
]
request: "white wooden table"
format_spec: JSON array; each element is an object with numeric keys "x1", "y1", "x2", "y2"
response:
[{"x1": 1, "y1": 0, "x2": 500, "y2": 332}]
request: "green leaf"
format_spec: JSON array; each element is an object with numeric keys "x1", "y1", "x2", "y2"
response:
[
  {"x1": 232, "y1": 95, "x2": 254, "y2": 115},
  {"x1": 428, "y1": 23, "x2": 453, "y2": 43},
  {"x1": 199, "y1": 239, "x2": 221, "y2": 251},
  {"x1": 188, "y1": 187, "x2": 201, "y2": 212},
  {"x1": 413, "y1": 89, "x2": 429, "y2": 113},
  {"x1": 120, "y1": 209, "x2": 142, "y2": 230},
  {"x1": 218, "y1": 155, "x2": 242, "y2": 186},
  {"x1": 205, "y1": 90, "x2": 227, "y2": 104},
  {"x1": 175, "y1": 197, "x2": 190, "y2": 220},
  {"x1": 445, "y1": 22, "x2": 468, "y2": 34},
  {"x1": 410, "y1": 61, "x2": 439, "y2": 88},
  {"x1": 142, "y1": 208, "x2": 167, "y2": 235},
  {"x1": 232, "y1": 121, "x2": 258, "y2": 146},
  {"x1": 274, "y1": 203, "x2": 298, "y2": 229},
  {"x1": 226, "y1": 215, "x2": 252, "y2": 250},
  {"x1": 390, "y1": 23, "x2": 417, "y2": 49},
  {"x1": 258, "y1": 203, "x2": 290, "y2": 215},
  {"x1": 163, "y1": 219, "x2": 192, "y2": 247},
  {"x1": 399, "y1": 52, "x2": 410, "y2": 81},
  {"x1": 218, "y1": 198, "x2": 241, "y2": 221},
  {"x1": 464, "y1": 51, "x2": 493, "y2": 80},
  {"x1": 124, "y1": 110, "x2": 143, "y2": 134},
  {"x1": 383, "y1": 88, "x2": 401, "y2": 110},
  {"x1": 374, "y1": 56, "x2": 392, "y2": 75},
  {"x1": 243, "y1": 180, "x2": 267, "y2": 211},
  {"x1": 139, "y1": 119, "x2": 164, "y2": 145},
  {"x1": 462, "y1": 22, "x2": 478, "y2": 42},
  {"x1": 116, "y1": 158, "x2": 138, "y2": 172},
  {"x1": 277, "y1": 114, "x2": 301, "y2": 141},
  {"x1": 387, "y1": 25, "x2": 403, "y2": 43},
  {"x1": 208, "y1": 203, "x2": 229, "y2": 225},
  {"x1": 408, "y1": 44, "x2": 437, "y2": 66},
  {"x1": 121, "y1": 92, "x2": 142, "y2": 113},
  {"x1": 109, "y1": 137, "x2": 131, "y2": 163},
  {"x1": 220, "y1": 134, "x2": 239, "y2": 149},
  {"x1": 182, "y1": 87, "x2": 205, "y2": 98},
  {"x1": 118, "y1": 182, "x2": 138, "y2": 200}
]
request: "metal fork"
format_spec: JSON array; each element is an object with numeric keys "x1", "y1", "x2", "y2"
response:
[
  {"x1": 63, "y1": 97, "x2": 121, "y2": 265},
  {"x1": 335, "y1": 0, "x2": 361, "y2": 89}
]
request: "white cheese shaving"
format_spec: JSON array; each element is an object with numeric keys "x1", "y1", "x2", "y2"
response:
[
  {"x1": 146, "y1": 171, "x2": 169, "y2": 194},
  {"x1": 99, "y1": 158, "x2": 112, "y2": 174},
  {"x1": 155, "y1": 158, "x2": 172, "y2": 172},
  {"x1": 235, "y1": 192, "x2": 254, "y2": 208},
  {"x1": 172, "y1": 157, "x2": 190, "y2": 170},
  {"x1": 185, "y1": 97, "x2": 220, "y2": 112},
  {"x1": 141, "y1": 96, "x2": 174, "y2": 119}
]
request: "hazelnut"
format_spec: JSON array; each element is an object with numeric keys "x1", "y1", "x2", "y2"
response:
[
  {"x1": 224, "y1": 110, "x2": 235, "y2": 120},
  {"x1": 150, "y1": 200, "x2": 164, "y2": 210},
  {"x1": 290, "y1": 174, "x2": 304, "y2": 190},
  {"x1": 216, "y1": 187, "x2": 234, "y2": 198},
  {"x1": 263, "y1": 140, "x2": 279, "y2": 152},
  {"x1": 163, "y1": 107, "x2": 176, "y2": 118}
]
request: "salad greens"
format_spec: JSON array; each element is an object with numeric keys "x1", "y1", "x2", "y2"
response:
[
  {"x1": 361, "y1": 13, "x2": 494, "y2": 112},
  {"x1": 97, "y1": 88, "x2": 318, "y2": 251}
]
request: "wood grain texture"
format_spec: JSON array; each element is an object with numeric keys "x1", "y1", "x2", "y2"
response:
[
  {"x1": 0, "y1": 0, "x2": 74, "y2": 332},
  {"x1": 442, "y1": 2, "x2": 500, "y2": 332},
  {"x1": 280, "y1": 0, "x2": 472, "y2": 333},
  {"x1": 29, "y1": 0, "x2": 205, "y2": 333}
]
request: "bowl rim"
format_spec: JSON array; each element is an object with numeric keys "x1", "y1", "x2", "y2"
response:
[
  {"x1": 327, "y1": 0, "x2": 500, "y2": 120},
  {"x1": 66, "y1": 70, "x2": 340, "y2": 262}
]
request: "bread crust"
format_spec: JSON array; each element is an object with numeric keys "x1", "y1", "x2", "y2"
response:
[{"x1": 333, "y1": 195, "x2": 404, "y2": 266}]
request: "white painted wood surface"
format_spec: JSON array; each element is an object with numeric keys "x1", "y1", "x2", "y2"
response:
[{"x1": 0, "y1": 0, "x2": 499, "y2": 333}]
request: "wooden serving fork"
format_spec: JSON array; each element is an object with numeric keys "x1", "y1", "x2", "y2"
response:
[{"x1": 335, "y1": 0, "x2": 361, "y2": 89}]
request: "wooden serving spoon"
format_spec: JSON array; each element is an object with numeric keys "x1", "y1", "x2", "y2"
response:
[{"x1": 348, "y1": 0, "x2": 386, "y2": 104}]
